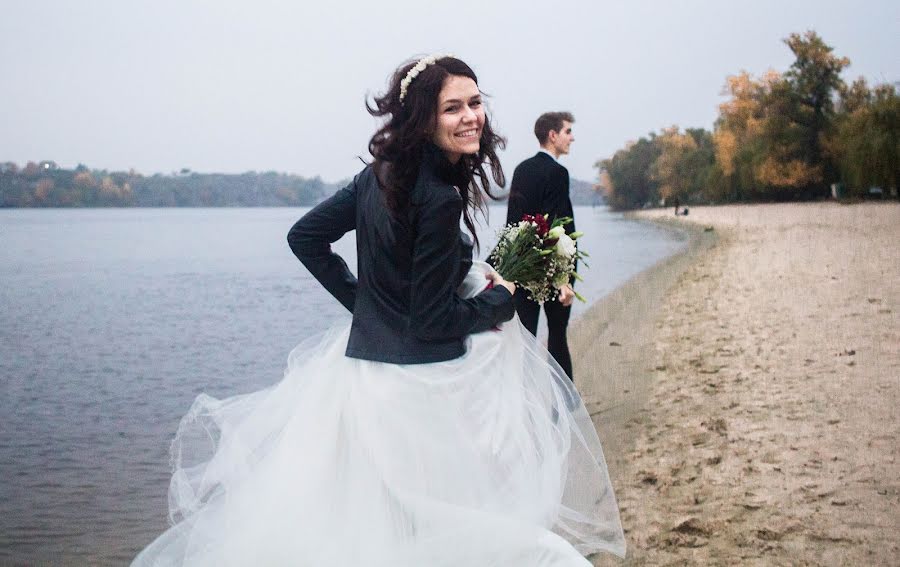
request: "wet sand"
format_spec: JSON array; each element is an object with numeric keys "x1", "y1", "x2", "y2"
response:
[{"x1": 574, "y1": 202, "x2": 900, "y2": 565}]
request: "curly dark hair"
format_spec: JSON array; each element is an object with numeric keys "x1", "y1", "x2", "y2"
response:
[{"x1": 366, "y1": 56, "x2": 506, "y2": 249}]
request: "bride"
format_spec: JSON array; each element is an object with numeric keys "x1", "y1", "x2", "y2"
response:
[{"x1": 132, "y1": 55, "x2": 625, "y2": 566}]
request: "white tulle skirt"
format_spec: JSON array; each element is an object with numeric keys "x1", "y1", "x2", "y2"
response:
[{"x1": 132, "y1": 262, "x2": 625, "y2": 566}]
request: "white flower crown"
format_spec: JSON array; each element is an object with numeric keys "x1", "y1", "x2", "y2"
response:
[{"x1": 399, "y1": 54, "x2": 454, "y2": 104}]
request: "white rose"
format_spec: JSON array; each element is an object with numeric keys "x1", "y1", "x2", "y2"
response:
[
  {"x1": 555, "y1": 233, "x2": 576, "y2": 257},
  {"x1": 548, "y1": 225, "x2": 565, "y2": 239}
]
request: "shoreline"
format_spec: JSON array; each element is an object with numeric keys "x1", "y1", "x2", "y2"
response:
[
  {"x1": 570, "y1": 214, "x2": 718, "y2": 477},
  {"x1": 574, "y1": 202, "x2": 899, "y2": 565}
]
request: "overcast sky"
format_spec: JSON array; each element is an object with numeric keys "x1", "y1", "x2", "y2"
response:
[{"x1": 2, "y1": 0, "x2": 897, "y2": 183}]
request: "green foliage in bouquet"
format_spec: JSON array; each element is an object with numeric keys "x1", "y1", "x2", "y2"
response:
[{"x1": 489, "y1": 214, "x2": 589, "y2": 304}]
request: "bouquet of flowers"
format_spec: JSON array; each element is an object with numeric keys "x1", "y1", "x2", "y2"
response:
[{"x1": 488, "y1": 214, "x2": 588, "y2": 304}]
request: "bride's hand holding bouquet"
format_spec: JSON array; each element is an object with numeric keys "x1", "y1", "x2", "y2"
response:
[{"x1": 485, "y1": 270, "x2": 517, "y2": 295}]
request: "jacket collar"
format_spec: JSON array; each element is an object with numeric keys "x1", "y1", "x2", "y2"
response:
[
  {"x1": 536, "y1": 150, "x2": 558, "y2": 162},
  {"x1": 413, "y1": 143, "x2": 468, "y2": 198}
]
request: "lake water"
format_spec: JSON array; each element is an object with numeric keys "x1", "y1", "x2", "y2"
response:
[{"x1": 0, "y1": 206, "x2": 684, "y2": 565}]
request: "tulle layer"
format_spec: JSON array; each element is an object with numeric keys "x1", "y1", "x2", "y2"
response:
[{"x1": 133, "y1": 263, "x2": 625, "y2": 566}]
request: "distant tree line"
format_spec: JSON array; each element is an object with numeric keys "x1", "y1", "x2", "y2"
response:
[
  {"x1": 0, "y1": 162, "x2": 345, "y2": 208},
  {"x1": 597, "y1": 31, "x2": 899, "y2": 210},
  {"x1": 2, "y1": 161, "x2": 606, "y2": 209}
]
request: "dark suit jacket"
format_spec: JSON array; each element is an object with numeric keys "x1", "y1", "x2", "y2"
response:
[
  {"x1": 506, "y1": 151, "x2": 576, "y2": 234},
  {"x1": 287, "y1": 146, "x2": 515, "y2": 364}
]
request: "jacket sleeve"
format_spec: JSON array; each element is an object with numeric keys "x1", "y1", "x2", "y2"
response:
[
  {"x1": 287, "y1": 180, "x2": 358, "y2": 313},
  {"x1": 410, "y1": 194, "x2": 515, "y2": 340}
]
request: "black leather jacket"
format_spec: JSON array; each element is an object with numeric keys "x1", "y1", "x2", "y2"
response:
[{"x1": 287, "y1": 148, "x2": 515, "y2": 364}]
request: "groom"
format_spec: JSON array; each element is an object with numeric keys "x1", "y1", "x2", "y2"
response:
[{"x1": 506, "y1": 111, "x2": 577, "y2": 380}]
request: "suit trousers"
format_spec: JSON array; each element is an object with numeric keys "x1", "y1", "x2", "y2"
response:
[{"x1": 513, "y1": 290, "x2": 574, "y2": 381}]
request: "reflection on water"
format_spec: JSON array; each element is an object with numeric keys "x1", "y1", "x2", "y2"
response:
[{"x1": 0, "y1": 206, "x2": 683, "y2": 565}]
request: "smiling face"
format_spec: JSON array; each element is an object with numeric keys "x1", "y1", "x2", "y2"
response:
[{"x1": 431, "y1": 75, "x2": 484, "y2": 164}]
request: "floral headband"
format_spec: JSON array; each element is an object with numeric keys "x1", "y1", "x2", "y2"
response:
[{"x1": 399, "y1": 54, "x2": 454, "y2": 104}]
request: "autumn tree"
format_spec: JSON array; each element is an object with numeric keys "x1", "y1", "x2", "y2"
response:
[
  {"x1": 74, "y1": 170, "x2": 97, "y2": 189},
  {"x1": 34, "y1": 178, "x2": 54, "y2": 202},
  {"x1": 712, "y1": 32, "x2": 852, "y2": 200},
  {"x1": 714, "y1": 64, "x2": 834, "y2": 200},
  {"x1": 597, "y1": 30, "x2": 893, "y2": 207},
  {"x1": 713, "y1": 70, "x2": 779, "y2": 200},
  {"x1": 651, "y1": 126, "x2": 717, "y2": 204}
]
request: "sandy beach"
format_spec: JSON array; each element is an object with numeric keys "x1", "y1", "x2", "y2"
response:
[{"x1": 572, "y1": 202, "x2": 899, "y2": 565}]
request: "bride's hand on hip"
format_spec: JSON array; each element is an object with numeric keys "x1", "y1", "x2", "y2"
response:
[{"x1": 486, "y1": 271, "x2": 516, "y2": 295}]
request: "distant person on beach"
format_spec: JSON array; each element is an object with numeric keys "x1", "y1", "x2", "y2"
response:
[
  {"x1": 672, "y1": 197, "x2": 681, "y2": 215},
  {"x1": 132, "y1": 57, "x2": 623, "y2": 565},
  {"x1": 505, "y1": 111, "x2": 578, "y2": 380}
]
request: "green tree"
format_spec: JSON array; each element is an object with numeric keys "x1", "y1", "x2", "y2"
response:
[
  {"x1": 782, "y1": 30, "x2": 850, "y2": 195},
  {"x1": 838, "y1": 77, "x2": 873, "y2": 114},
  {"x1": 599, "y1": 134, "x2": 662, "y2": 210},
  {"x1": 753, "y1": 76, "x2": 825, "y2": 199},
  {"x1": 832, "y1": 83, "x2": 900, "y2": 198}
]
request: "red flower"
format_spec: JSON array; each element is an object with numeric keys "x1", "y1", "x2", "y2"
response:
[{"x1": 521, "y1": 213, "x2": 549, "y2": 237}]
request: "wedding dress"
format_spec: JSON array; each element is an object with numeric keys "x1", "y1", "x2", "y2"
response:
[{"x1": 132, "y1": 261, "x2": 625, "y2": 566}]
